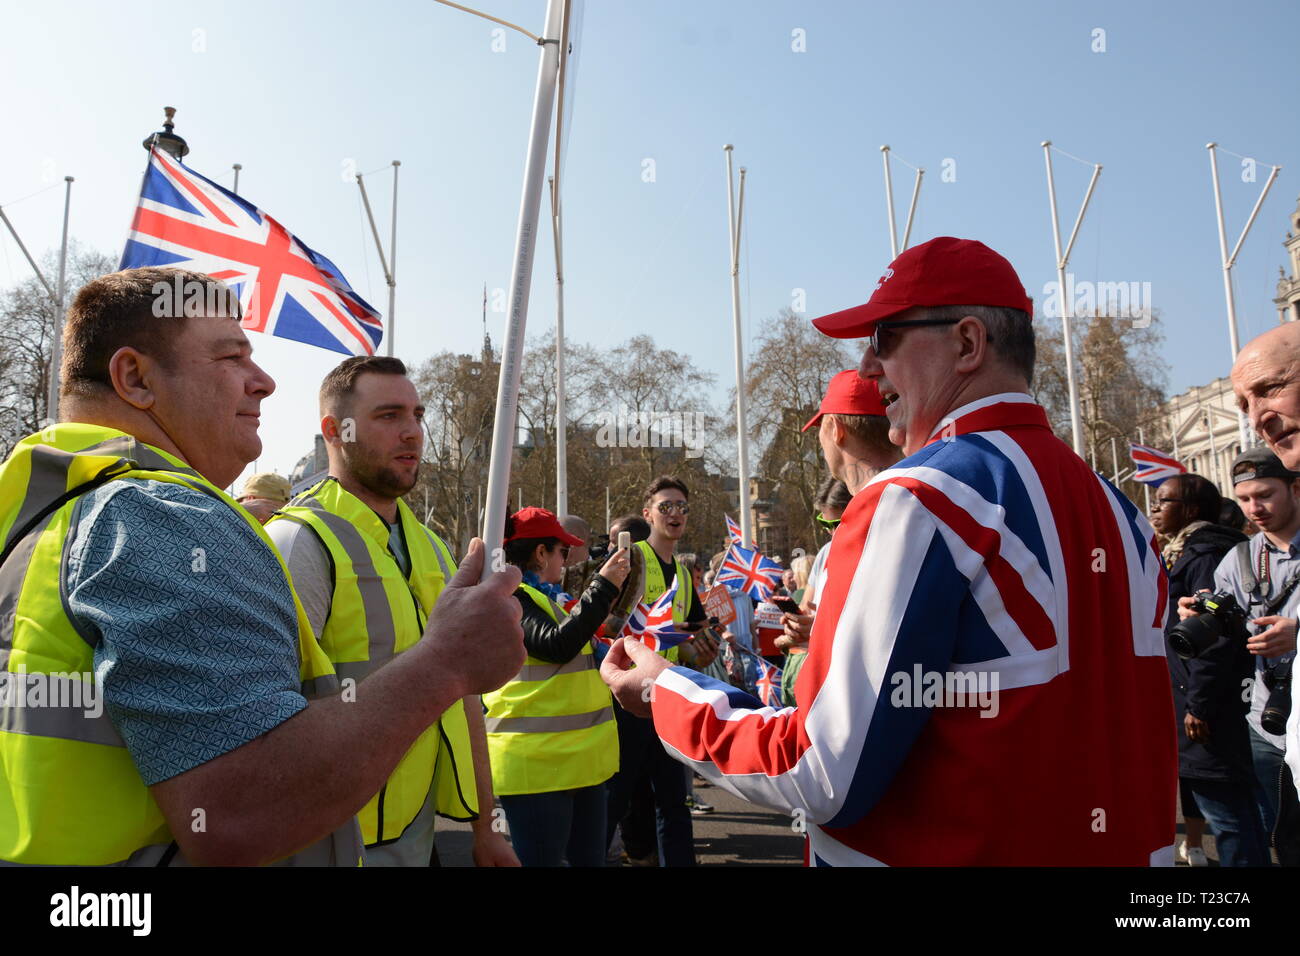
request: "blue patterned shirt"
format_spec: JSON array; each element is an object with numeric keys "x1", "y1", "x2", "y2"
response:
[{"x1": 64, "y1": 478, "x2": 307, "y2": 785}]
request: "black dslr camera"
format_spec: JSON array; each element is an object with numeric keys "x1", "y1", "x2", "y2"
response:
[
  {"x1": 1167, "y1": 591, "x2": 1250, "y2": 660},
  {"x1": 1261, "y1": 659, "x2": 1293, "y2": 737}
]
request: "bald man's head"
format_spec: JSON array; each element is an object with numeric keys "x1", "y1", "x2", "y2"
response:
[{"x1": 1232, "y1": 323, "x2": 1300, "y2": 469}]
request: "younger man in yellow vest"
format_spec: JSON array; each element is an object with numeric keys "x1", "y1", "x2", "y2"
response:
[
  {"x1": 0, "y1": 267, "x2": 525, "y2": 866},
  {"x1": 604, "y1": 476, "x2": 707, "y2": 866},
  {"x1": 267, "y1": 356, "x2": 518, "y2": 866}
]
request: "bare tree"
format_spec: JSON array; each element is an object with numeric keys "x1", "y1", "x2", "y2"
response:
[
  {"x1": 743, "y1": 308, "x2": 856, "y2": 557},
  {"x1": 408, "y1": 342, "x2": 500, "y2": 553},
  {"x1": 1033, "y1": 308, "x2": 1168, "y2": 503},
  {"x1": 0, "y1": 243, "x2": 116, "y2": 455}
]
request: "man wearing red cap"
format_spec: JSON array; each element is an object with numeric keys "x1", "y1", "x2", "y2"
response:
[
  {"x1": 778, "y1": 372, "x2": 902, "y2": 700},
  {"x1": 603, "y1": 237, "x2": 1176, "y2": 865}
]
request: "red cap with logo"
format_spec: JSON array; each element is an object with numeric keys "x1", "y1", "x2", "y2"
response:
[
  {"x1": 506, "y1": 506, "x2": 585, "y2": 546},
  {"x1": 811, "y1": 236, "x2": 1033, "y2": 339},
  {"x1": 802, "y1": 369, "x2": 888, "y2": 432}
]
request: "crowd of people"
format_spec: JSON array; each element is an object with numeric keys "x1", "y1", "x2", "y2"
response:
[{"x1": 6, "y1": 235, "x2": 1300, "y2": 866}]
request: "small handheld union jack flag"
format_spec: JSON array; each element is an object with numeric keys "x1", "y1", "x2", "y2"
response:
[
  {"x1": 754, "y1": 656, "x2": 784, "y2": 708},
  {"x1": 621, "y1": 579, "x2": 692, "y2": 652},
  {"x1": 716, "y1": 543, "x2": 783, "y2": 602},
  {"x1": 120, "y1": 147, "x2": 383, "y2": 356},
  {"x1": 1129, "y1": 442, "x2": 1187, "y2": 486},
  {"x1": 725, "y1": 515, "x2": 744, "y2": 546}
]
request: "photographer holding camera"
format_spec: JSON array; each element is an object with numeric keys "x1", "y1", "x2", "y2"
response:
[
  {"x1": 1177, "y1": 448, "x2": 1300, "y2": 862},
  {"x1": 1157, "y1": 472, "x2": 1263, "y2": 865}
]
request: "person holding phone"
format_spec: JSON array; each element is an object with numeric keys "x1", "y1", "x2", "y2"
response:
[{"x1": 483, "y1": 507, "x2": 630, "y2": 866}]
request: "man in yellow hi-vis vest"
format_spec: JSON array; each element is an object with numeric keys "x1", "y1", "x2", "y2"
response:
[
  {"x1": 0, "y1": 267, "x2": 525, "y2": 866},
  {"x1": 268, "y1": 356, "x2": 518, "y2": 866},
  {"x1": 604, "y1": 475, "x2": 708, "y2": 866}
]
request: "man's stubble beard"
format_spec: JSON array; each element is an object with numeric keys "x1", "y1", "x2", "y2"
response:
[{"x1": 341, "y1": 441, "x2": 419, "y2": 501}]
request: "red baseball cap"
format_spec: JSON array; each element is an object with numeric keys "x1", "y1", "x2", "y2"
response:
[
  {"x1": 811, "y1": 237, "x2": 1033, "y2": 339},
  {"x1": 506, "y1": 506, "x2": 585, "y2": 546},
  {"x1": 802, "y1": 369, "x2": 888, "y2": 432}
]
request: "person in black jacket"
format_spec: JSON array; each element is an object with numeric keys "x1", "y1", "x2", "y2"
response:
[
  {"x1": 486, "y1": 507, "x2": 630, "y2": 867},
  {"x1": 1155, "y1": 473, "x2": 1268, "y2": 865}
]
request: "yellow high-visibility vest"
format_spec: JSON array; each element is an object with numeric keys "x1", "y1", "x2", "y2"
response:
[
  {"x1": 635, "y1": 539, "x2": 694, "y2": 663},
  {"x1": 272, "y1": 477, "x2": 478, "y2": 844},
  {"x1": 0, "y1": 424, "x2": 360, "y2": 865},
  {"x1": 482, "y1": 584, "x2": 617, "y2": 795}
]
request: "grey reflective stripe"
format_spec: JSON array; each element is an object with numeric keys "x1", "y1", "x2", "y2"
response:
[
  {"x1": 3, "y1": 446, "x2": 72, "y2": 556},
  {"x1": 513, "y1": 652, "x2": 594, "y2": 683},
  {"x1": 301, "y1": 672, "x2": 343, "y2": 698},
  {"x1": 0, "y1": 840, "x2": 184, "y2": 867},
  {"x1": 422, "y1": 528, "x2": 451, "y2": 578},
  {"x1": 0, "y1": 672, "x2": 125, "y2": 748},
  {"x1": 272, "y1": 816, "x2": 364, "y2": 867},
  {"x1": 484, "y1": 705, "x2": 613, "y2": 735},
  {"x1": 4, "y1": 434, "x2": 199, "y2": 557},
  {"x1": 0, "y1": 507, "x2": 58, "y2": 670},
  {"x1": 297, "y1": 500, "x2": 398, "y2": 665},
  {"x1": 332, "y1": 660, "x2": 375, "y2": 684}
]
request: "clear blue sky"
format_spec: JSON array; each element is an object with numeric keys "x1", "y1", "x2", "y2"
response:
[{"x1": 2, "y1": 0, "x2": 1297, "y2": 486}]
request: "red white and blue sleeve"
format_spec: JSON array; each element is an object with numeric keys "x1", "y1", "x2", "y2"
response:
[{"x1": 650, "y1": 480, "x2": 965, "y2": 827}]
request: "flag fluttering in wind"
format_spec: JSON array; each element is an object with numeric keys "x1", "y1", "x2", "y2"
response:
[
  {"x1": 1129, "y1": 442, "x2": 1188, "y2": 486},
  {"x1": 716, "y1": 543, "x2": 784, "y2": 602},
  {"x1": 620, "y1": 578, "x2": 692, "y2": 652},
  {"x1": 120, "y1": 147, "x2": 383, "y2": 356},
  {"x1": 725, "y1": 514, "x2": 745, "y2": 546}
]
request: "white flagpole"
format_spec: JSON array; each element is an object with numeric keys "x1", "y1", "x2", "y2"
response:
[
  {"x1": 387, "y1": 160, "x2": 400, "y2": 358},
  {"x1": 550, "y1": 175, "x2": 568, "y2": 519},
  {"x1": 1137, "y1": 426, "x2": 1151, "y2": 513},
  {"x1": 46, "y1": 176, "x2": 74, "y2": 421},
  {"x1": 880, "y1": 145, "x2": 898, "y2": 259},
  {"x1": 232, "y1": 163, "x2": 242, "y2": 195},
  {"x1": 480, "y1": 0, "x2": 565, "y2": 577},
  {"x1": 551, "y1": 0, "x2": 576, "y2": 520},
  {"x1": 725, "y1": 145, "x2": 753, "y2": 548},
  {"x1": 356, "y1": 170, "x2": 396, "y2": 355},
  {"x1": 901, "y1": 166, "x2": 924, "y2": 252},
  {"x1": 0, "y1": 207, "x2": 55, "y2": 298},
  {"x1": 1042, "y1": 141, "x2": 1101, "y2": 456},
  {"x1": 1207, "y1": 143, "x2": 1280, "y2": 451}
]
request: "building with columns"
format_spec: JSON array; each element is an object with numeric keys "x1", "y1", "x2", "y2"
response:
[
  {"x1": 1162, "y1": 377, "x2": 1248, "y2": 496},
  {"x1": 1275, "y1": 194, "x2": 1300, "y2": 324},
  {"x1": 1160, "y1": 197, "x2": 1300, "y2": 496}
]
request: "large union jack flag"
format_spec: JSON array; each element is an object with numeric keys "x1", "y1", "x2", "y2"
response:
[
  {"x1": 1129, "y1": 442, "x2": 1187, "y2": 486},
  {"x1": 620, "y1": 579, "x2": 691, "y2": 651},
  {"x1": 716, "y1": 543, "x2": 783, "y2": 602},
  {"x1": 120, "y1": 147, "x2": 383, "y2": 356}
]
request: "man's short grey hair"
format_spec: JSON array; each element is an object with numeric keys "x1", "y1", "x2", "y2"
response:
[{"x1": 922, "y1": 305, "x2": 1035, "y2": 386}]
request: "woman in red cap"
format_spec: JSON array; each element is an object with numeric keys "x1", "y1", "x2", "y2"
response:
[{"x1": 482, "y1": 506, "x2": 631, "y2": 866}]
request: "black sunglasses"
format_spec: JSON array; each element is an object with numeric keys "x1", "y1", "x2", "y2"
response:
[{"x1": 868, "y1": 317, "x2": 984, "y2": 359}]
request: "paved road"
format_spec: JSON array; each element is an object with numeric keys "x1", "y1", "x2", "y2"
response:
[
  {"x1": 432, "y1": 780, "x2": 1218, "y2": 867},
  {"x1": 434, "y1": 777, "x2": 804, "y2": 867}
]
